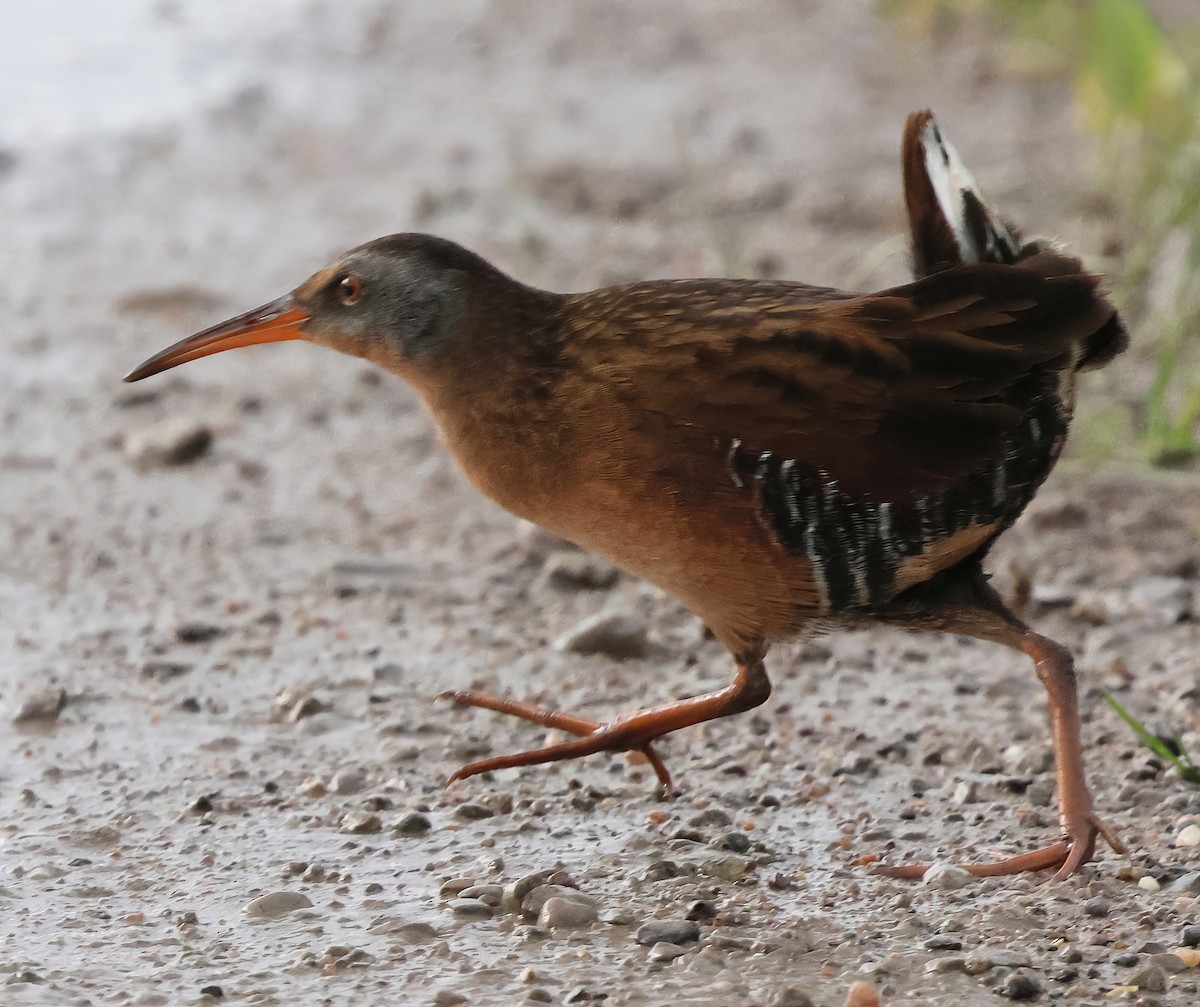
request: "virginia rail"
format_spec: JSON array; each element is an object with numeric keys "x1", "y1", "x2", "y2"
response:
[{"x1": 127, "y1": 111, "x2": 1128, "y2": 881}]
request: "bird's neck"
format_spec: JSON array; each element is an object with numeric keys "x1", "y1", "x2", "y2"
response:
[{"x1": 407, "y1": 281, "x2": 579, "y2": 525}]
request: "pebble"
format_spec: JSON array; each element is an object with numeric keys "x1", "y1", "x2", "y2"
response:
[
  {"x1": 538, "y1": 896, "x2": 598, "y2": 928},
  {"x1": 1084, "y1": 897, "x2": 1110, "y2": 918},
  {"x1": 449, "y1": 898, "x2": 493, "y2": 919},
  {"x1": 453, "y1": 802, "x2": 494, "y2": 821},
  {"x1": 1184, "y1": 925, "x2": 1200, "y2": 948},
  {"x1": 922, "y1": 862, "x2": 973, "y2": 890},
  {"x1": 393, "y1": 812, "x2": 432, "y2": 836},
  {"x1": 715, "y1": 831, "x2": 751, "y2": 853},
  {"x1": 339, "y1": 811, "x2": 382, "y2": 834},
  {"x1": 845, "y1": 981, "x2": 880, "y2": 1007},
  {"x1": 175, "y1": 621, "x2": 223, "y2": 643},
  {"x1": 439, "y1": 878, "x2": 476, "y2": 897},
  {"x1": 553, "y1": 611, "x2": 655, "y2": 659},
  {"x1": 924, "y1": 935, "x2": 963, "y2": 951},
  {"x1": 1000, "y1": 972, "x2": 1041, "y2": 1000},
  {"x1": 125, "y1": 419, "x2": 213, "y2": 468},
  {"x1": 648, "y1": 941, "x2": 688, "y2": 961},
  {"x1": 1148, "y1": 952, "x2": 1188, "y2": 975},
  {"x1": 1174, "y1": 948, "x2": 1200, "y2": 967},
  {"x1": 330, "y1": 769, "x2": 366, "y2": 795},
  {"x1": 458, "y1": 884, "x2": 503, "y2": 906},
  {"x1": 966, "y1": 948, "x2": 1032, "y2": 972},
  {"x1": 599, "y1": 907, "x2": 634, "y2": 925},
  {"x1": 952, "y1": 780, "x2": 980, "y2": 804},
  {"x1": 762, "y1": 987, "x2": 815, "y2": 1007},
  {"x1": 1168, "y1": 872, "x2": 1200, "y2": 894},
  {"x1": 140, "y1": 660, "x2": 193, "y2": 681},
  {"x1": 1138, "y1": 875, "x2": 1161, "y2": 892},
  {"x1": 1177, "y1": 824, "x2": 1200, "y2": 848},
  {"x1": 433, "y1": 992, "x2": 468, "y2": 1007},
  {"x1": 12, "y1": 688, "x2": 68, "y2": 723},
  {"x1": 243, "y1": 891, "x2": 313, "y2": 919},
  {"x1": 635, "y1": 919, "x2": 699, "y2": 946},
  {"x1": 1130, "y1": 964, "x2": 1168, "y2": 992},
  {"x1": 1128, "y1": 576, "x2": 1193, "y2": 623},
  {"x1": 538, "y1": 553, "x2": 619, "y2": 591},
  {"x1": 521, "y1": 884, "x2": 595, "y2": 919}
]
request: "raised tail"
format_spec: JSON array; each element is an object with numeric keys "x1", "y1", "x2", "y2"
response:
[{"x1": 901, "y1": 109, "x2": 1128, "y2": 371}]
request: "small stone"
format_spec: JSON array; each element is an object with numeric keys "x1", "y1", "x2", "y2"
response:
[
  {"x1": 393, "y1": 812, "x2": 432, "y2": 836},
  {"x1": 1177, "y1": 824, "x2": 1200, "y2": 848},
  {"x1": 299, "y1": 776, "x2": 327, "y2": 798},
  {"x1": 1137, "y1": 875, "x2": 1161, "y2": 892},
  {"x1": 599, "y1": 907, "x2": 634, "y2": 925},
  {"x1": 199, "y1": 986, "x2": 224, "y2": 999},
  {"x1": 140, "y1": 660, "x2": 193, "y2": 681},
  {"x1": 539, "y1": 897, "x2": 598, "y2": 928},
  {"x1": 553, "y1": 611, "x2": 654, "y2": 659},
  {"x1": 450, "y1": 887, "x2": 497, "y2": 910},
  {"x1": 539, "y1": 553, "x2": 619, "y2": 591},
  {"x1": 966, "y1": 948, "x2": 1032, "y2": 973},
  {"x1": 449, "y1": 898, "x2": 493, "y2": 919},
  {"x1": 1128, "y1": 576, "x2": 1193, "y2": 623},
  {"x1": 648, "y1": 941, "x2": 687, "y2": 961},
  {"x1": 762, "y1": 987, "x2": 815, "y2": 1007},
  {"x1": 285, "y1": 694, "x2": 329, "y2": 722},
  {"x1": 175, "y1": 621, "x2": 222, "y2": 644},
  {"x1": 331, "y1": 769, "x2": 366, "y2": 795},
  {"x1": 1168, "y1": 872, "x2": 1200, "y2": 894},
  {"x1": 715, "y1": 831, "x2": 751, "y2": 853},
  {"x1": 1184, "y1": 925, "x2": 1200, "y2": 948},
  {"x1": 1084, "y1": 897, "x2": 1110, "y2": 918},
  {"x1": 526, "y1": 990, "x2": 553, "y2": 1004},
  {"x1": 125, "y1": 419, "x2": 213, "y2": 468},
  {"x1": 924, "y1": 935, "x2": 963, "y2": 951},
  {"x1": 440, "y1": 878, "x2": 476, "y2": 897},
  {"x1": 521, "y1": 884, "x2": 596, "y2": 920},
  {"x1": 635, "y1": 918, "x2": 700, "y2": 946},
  {"x1": 373, "y1": 662, "x2": 404, "y2": 683},
  {"x1": 340, "y1": 811, "x2": 382, "y2": 834},
  {"x1": 1173, "y1": 947, "x2": 1200, "y2": 968},
  {"x1": 1148, "y1": 952, "x2": 1188, "y2": 975},
  {"x1": 845, "y1": 981, "x2": 881, "y2": 1007},
  {"x1": 563, "y1": 989, "x2": 606, "y2": 1004},
  {"x1": 453, "y1": 802, "x2": 494, "y2": 821},
  {"x1": 952, "y1": 780, "x2": 980, "y2": 804},
  {"x1": 922, "y1": 862, "x2": 973, "y2": 890},
  {"x1": 243, "y1": 891, "x2": 313, "y2": 919},
  {"x1": 1130, "y1": 964, "x2": 1168, "y2": 992},
  {"x1": 433, "y1": 992, "x2": 468, "y2": 1007},
  {"x1": 12, "y1": 688, "x2": 68, "y2": 723},
  {"x1": 1000, "y1": 972, "x2": 1041, "y2": 1000}
]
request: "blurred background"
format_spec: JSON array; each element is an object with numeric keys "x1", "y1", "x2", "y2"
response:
[{"x1": 2, "y1": 2, "x2": 1200, "y2": 1003}]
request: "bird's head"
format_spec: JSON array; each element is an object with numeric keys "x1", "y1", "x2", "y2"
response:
[{"x1": 124, "y1": 234, "x2": 506, "y2": 387}]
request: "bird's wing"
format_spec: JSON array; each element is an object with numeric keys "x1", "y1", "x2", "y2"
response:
[{"x1": 567, "y1": 262, "x2": 1114, "y2": 503}]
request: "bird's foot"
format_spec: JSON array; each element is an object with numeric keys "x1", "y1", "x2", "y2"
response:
[
  {"x1": 871, "y1": 812, "x2": 1125, "y2": 882},
  {"x1": 437, "y1": 690, "x2": 675, "y2": 795}
]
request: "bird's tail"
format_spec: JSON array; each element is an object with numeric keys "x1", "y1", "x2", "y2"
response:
[{"x1": 901, "y1": 109, "x2": 1127, "y2": 371}]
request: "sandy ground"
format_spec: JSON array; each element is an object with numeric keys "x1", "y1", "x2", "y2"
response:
[{"x1": 2, "y1": 2, "x2": 1199, "y2": 1005}]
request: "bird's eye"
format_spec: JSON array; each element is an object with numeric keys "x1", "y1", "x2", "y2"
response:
[{"x1": 337, "y1": 274, "x2": 363, "y2": 306}]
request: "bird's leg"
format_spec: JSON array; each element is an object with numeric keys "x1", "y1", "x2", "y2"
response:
[
  {"x1": 870, "y1": 565, "x2": 1125, "y2": 882},
  {"x1": 439, "y1": 656, "x2": 771, "y2": 796}
]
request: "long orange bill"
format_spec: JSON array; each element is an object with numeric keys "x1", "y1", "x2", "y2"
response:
[{"x1": 123, "y1": 295, "x2": 309, "y2": 382}]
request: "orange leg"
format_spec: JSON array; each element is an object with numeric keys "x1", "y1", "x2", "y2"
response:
[
  {"x1": 439, "y1": 658, "x2": 771, "y2": 796},
  {"x1": 873, "y1": 571, "x2": 1126, "y2": 881}
]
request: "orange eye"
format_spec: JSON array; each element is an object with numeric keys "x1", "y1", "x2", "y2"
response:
[{"x1": 337, "y1": 274, "x2": 362, "y2": 305}]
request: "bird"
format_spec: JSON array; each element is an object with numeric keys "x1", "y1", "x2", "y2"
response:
[{"x1": 126, "y1": 110, "x2": 1128, "y2": 881}]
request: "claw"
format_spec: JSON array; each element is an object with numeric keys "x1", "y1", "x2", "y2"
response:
[{"x1": 871, "y1": 814, "x2": 1124, "y2": 882}]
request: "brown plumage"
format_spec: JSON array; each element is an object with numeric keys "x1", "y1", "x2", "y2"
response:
[{"x1": 125, "y1": 110, "x2": 1127, "y2": 881}]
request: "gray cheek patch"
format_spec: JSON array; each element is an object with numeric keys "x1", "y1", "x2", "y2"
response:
[{"x1": 345, "y1": 252, "x2": 466, "y2": 357}]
